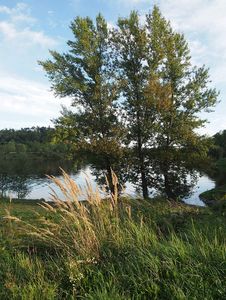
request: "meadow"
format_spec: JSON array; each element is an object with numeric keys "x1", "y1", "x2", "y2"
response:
[{"x1": 0, "y1": 172, "x2": 226, "y2": 299}]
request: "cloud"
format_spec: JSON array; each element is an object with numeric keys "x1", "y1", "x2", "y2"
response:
[
  {"x1": 0, "y1": 6, "x2": 11, "y2": 14},
  {"x1": 100, "y1": 0, "x2": 150, "y2": 9},
  {"x1": 0, "y1": 3, "x2": 61, "y2": 129},
  {"x1": 0, "y1": 75, "x2": 71, "y2": 129},
  {"x1": 118, "y1": 0, "x2": 149, "y2": 3},
  {"x1": 0, "y1": 2, "x2": 57, "y2": 48},
  {"x1": 158, "y1": 0, "x2": 226, "y2": 78},
  {"x1": 156, "y1": 0, "x2": 226, "y2": 135},
  {"x1": 0, "y1": 2, "x2": 36, "y2": 24},
  {"x1": 0, "y1": 21, "x2": 57, "y2": 47},
  {"x1": 159, "y1": 0, "x2": 226, "y2": 33}
]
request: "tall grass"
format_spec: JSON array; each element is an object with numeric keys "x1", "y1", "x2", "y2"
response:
[
  {"x1": 9, "y1": 169, "x2": 127, "y2": 260},
  {"x1": 1, "y1": 170, "x2": 226, "y2": 299}
]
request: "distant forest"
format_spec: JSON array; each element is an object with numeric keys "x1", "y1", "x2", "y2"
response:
[
  {"x1": 210, "y1": 130, "x2": 226, "y2": 160},
  {"x1": 0, "y1": 127, "x2": 53, "y2": 144},
  {"x1": 0, "y1": 127, "x2": 68, "y2": 160}
]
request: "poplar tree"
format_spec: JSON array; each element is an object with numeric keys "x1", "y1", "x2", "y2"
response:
[
  {"x1": 114, "y1": 7, "x2": 217, "y2": 199},
  {"x1": 113, "y1": 11, "x2": 156, "y2": 198},
  {"x1": 144, "y1": 6, "x2": 218, "y2": 199},
  {"x1": 40, "y1": 14, "x2": 124, "y2": 194}
]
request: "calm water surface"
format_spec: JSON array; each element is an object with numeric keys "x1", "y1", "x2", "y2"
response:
[{"x1": 6, "y1": 166, "x2": 215, "y2": 206}]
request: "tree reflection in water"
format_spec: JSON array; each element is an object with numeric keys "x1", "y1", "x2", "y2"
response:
[{"x1": 0, "y1": 155, "x2": 81, "y2": 199}]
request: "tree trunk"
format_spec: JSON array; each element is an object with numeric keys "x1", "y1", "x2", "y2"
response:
[
  {"x1": 163, "y1": 171, "x2": 175, "y2": 200},
  {"x1": 137, "y1": 110, "x2": 149, "y2": 199},
  {"x1": 137, "y1": 135, "x2": 149, "y2": 199},
  {"x1": 106, "y1": 165, "x2": 117, "y2": 197},
  {"x1": 141, "y1": 166, "x2": 149, "y2": 199}
]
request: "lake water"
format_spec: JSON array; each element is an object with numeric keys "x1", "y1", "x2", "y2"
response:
[{"x1": 5, "y1": 165, "x2": 215, "y2": 206}]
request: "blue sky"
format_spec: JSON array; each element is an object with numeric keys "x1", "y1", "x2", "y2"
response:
[{"x1": 0, "y1": 0, "x2": 225, "y2": 135}]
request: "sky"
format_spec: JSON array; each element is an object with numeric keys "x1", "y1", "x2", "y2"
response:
[{"x1": 0, "y1": 0, "x2": 225, "y2": 135}]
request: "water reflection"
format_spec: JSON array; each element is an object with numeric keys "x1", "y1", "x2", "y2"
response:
[
  {"x1": 0, "y1": 174, "x2": 32, "y2": 198},
  {"x1": 183, "y1": 175, "x2": 215, "y2": 206},
  {"x1": 0, "y1": 156, "x2": 217, "y2": 206},
  {"x1": 0, "y1": 156, "x2": 81, "y2": 199}
]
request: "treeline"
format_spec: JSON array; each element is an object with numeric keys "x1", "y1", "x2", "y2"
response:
[
  {"x1": 210, "y1": 130, "x2": 226, "y2": 160},
  {"x1": 0, "y1": 127, "x2": 53, "y2": 144},
  {"x1": 0, "y1": 127, "x2": 67, "y2": 160},
  {"x1": 40, "y1": 6, "x2": 218, "y2": 200},
  {"x1": 208, "y1": 130, "x2": 226, "y2": 186}
]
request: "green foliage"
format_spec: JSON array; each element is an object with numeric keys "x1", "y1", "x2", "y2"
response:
[
  {"x1": 113, "y1": 10, "x2": 155, "y2": 198},
  {"x1": 40, "y1": 14, "x2": 126, "y2": 192},
  {"x1": 0, "y1": 126, "x2": 68, "y2": 160},
  {"x1": 113, "y1": 6, "x2": 218, "y2": 199},
  {"x1": 200, "y1": 184, "x2": 226, "y2": 212},
  {"x1": 0, "y1": 127, "x2": 53, "y2": 144},
  {"x1": 203, "y1": 131, "x2": 226, "y2": 208},
  {"x1": 209, "y1": 130, "x2": 226, "y2": 160},
  {"x1": 40, "y1": 7, "x2": 218, "y2": 200}
]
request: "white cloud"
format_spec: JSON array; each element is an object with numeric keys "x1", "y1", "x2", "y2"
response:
[
  {"x1": 118, "y1": 0, "x2": 149, "y2": 3},
  {"x1": 0, "y1": 75, "x2": 71, "y2": 129},
  {"x1": 0, "y1": 6, "x2": 11, "y2": 14},
  {"x1": 0, "y1": 21, "x2": 57, "y2": 47},
  {"x1": 158, "y1": 0, "x2": 226, "y2": 76},
  {"x1": 0, "y1": 3, "x2": 61, "y2": 129},
  {"x1": 107, "y1": 21, "x2": 115, "y2": 30},
  {"x1": 156, "y1": 0, "x2": 226, "y2": 135},
  {"x1": 0, "y1": 2, "x2": 36, "y2": 24},
  {"x1": 0, "y1": 3, "x2": 57, "y2": 48},
  {"x1": 101, "y1": 0, "x2": 150, "y2": 9}
]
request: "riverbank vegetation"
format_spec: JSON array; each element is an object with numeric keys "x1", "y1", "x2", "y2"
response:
[
  {"x1": 200, "y1": 130, "x2": 226, "y2": 207},
  {"x1": 1, "y1": 173, "x2": 226, "y2": 299}
]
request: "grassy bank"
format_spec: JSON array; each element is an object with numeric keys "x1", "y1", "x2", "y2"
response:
[
  {"x1": 199, "y1": 158, "x2": 226, "y2": 209},
  {"x1": 199, "y1": 158, "x2": 226, "y2": 212},
  {"x1": 1, "y1": 174, "x2": 226, "y2": 299},
  {"x1": 200, "y1": 185, "x2": 226, "y2": 210}
]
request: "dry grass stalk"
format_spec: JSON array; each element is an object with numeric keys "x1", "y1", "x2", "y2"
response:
[{"x1": 4, "y1": 169, "x2": 127, "y2": 261}]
